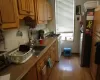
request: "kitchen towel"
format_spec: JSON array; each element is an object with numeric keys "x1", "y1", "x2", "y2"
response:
[
  {"x1": 95, "y1": 42, "x2": 100, "y2": 64},
  {"x1": 47, "y1": 58, "x2": 52, "y2": 68}
]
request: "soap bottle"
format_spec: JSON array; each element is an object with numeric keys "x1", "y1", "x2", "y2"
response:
[{"x1": 39, "y1": 37, "x2": 43, "y2": 44}]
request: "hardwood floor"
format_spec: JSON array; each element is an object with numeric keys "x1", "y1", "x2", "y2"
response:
[{"x1": 48, "y1": 55, "x2": 92, "y2": 80}]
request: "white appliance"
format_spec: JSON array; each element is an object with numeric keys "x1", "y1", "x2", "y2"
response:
[{"x1": 56, "y1": 35, "x2": 61, "y2": 61}]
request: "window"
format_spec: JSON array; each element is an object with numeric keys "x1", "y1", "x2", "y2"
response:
[
  {"x1": 55, "y1": 0, "x2": 74, "y2": 41},
  {"x1": 61, "y1": 33, "x2": 74, "y2": 41}
]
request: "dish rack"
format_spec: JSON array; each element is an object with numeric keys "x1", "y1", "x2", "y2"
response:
[{"x1": 8, "y1": 49, "x2": 32, "y2": 64}]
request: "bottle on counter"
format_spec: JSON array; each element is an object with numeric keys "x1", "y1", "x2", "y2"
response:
[{"x1": 39, "y1": 37, "x2": 44, "y2": 44}]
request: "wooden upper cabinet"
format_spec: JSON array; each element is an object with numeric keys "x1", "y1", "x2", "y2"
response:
[
  {"x1": 1, "y1": 0, "x2": 15, "y2": 23},
  {"x1": 18, "y1": 0, "x2": 35, "y2": 19},
  {"x1": 35, "y1": 0, "x2": 47, "y2": 24},
  {"x1": 0, "y1": 0, "x2": 19, "y2": 29},
  {"x1": 35, "y1": 0, "x2": 53, "y2": 24},
  {"x1": 47, "y1": 2, "x2": 52, "y2": 20},
  {"x1": 44, "y1": 0, "x2": 48, "y2": 23},
  {"x1": 18, "y1": 0, "x2": 28, "y2": 15},
  {"x1": 28, "y1": 0, "x2": 35, "y2": 15}
]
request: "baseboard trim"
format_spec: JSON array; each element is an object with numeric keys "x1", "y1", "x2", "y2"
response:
[{"x1": 72, "y1": 53, "x2": 80, "y2": 56}]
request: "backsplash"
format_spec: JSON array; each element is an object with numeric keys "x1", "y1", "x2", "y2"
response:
[
  {"x1": 0, "y1": 21, "x2": 47, "y2": 51},
  {"x1": 35, "y1": 24, "x2": 46, "y2": 30},
  {"x1": 0, "y1": 23, "x2": 29, "y2": 51}
]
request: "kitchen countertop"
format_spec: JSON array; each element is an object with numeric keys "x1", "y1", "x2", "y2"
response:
[{"x1": 0, "y1": 37, "x2": 57, "y2": 80}]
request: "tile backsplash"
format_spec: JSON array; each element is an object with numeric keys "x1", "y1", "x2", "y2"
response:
[
  {"x1": 0, "y1": 25, "x2": 29, "y2": 51},
  {"x1": 0, "y1": 21, "x2": 47, "y2": 51}
]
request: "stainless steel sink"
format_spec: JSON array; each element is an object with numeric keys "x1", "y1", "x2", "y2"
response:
[
  {"x1": 33, "y1": 46, "x2": 46, "y2": 51},
  {"x1": 32, "y1": 46, "x2": 46, "y2": 56}
]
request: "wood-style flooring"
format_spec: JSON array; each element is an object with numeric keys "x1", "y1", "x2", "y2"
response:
[{"x1": 48, "y1": 55, "x2": 92, "y2": 80}]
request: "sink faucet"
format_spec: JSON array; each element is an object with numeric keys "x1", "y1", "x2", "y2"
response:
[
  {"x1": 29, "y1": 39, "x2": 38, "y2": 54},
  {"x1": 29, "y1": 39, "x2": 38, "y2": 48}
]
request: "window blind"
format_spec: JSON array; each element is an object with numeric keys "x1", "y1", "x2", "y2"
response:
[{"x1": 56, "y1": 0, "x2": 74, "y2": 33}]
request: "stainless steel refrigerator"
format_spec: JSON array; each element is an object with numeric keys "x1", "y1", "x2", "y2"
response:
[{"x1": 80, "y1": 9, "x2": 95, "y2": 67}]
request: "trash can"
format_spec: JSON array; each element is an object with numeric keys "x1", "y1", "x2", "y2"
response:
[{"x1": 63, "y1": 48, "x2": 72, "y2": 57}]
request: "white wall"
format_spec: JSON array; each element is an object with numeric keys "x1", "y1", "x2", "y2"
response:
[
  {"x1": 0, "y1": 21, "x2": 29, "y2": 51},
  {"x1": 72, "y1": 0, "x2": 84, "y2": 53},
  {"x1": 72, "y1": 0, "x2": 95, "y2": 53}
]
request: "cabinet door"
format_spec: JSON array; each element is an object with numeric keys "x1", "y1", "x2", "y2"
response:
[
  {"x1": 18, "y1": 0, "x2": 35, "y2": 19},
  {"x1": 37, "y1": 59, "x2": 45, "y2": 80},
  {"x1": 47, "y1": 2, "x2": 52, "y2": 20},
  {"x1": 49, "y1": 45, "x2": 55, "y2": 67},
  {"x1": 21, "y1": 65, "x2": 38, "y2": 80},
  {"x1": 0, "y1": 0, "x2": 19, "y2": 29},
  {"x1": 94, "y1": 10, "x2": 100, "y2": 33},
  {"x1": 90, "y1": 35, "x2": 98, "y2": 80},
  {"x1": 36, "y1": 0, "x2": 46, "y2": 24},
  {"x1": 41, "y1": 65, "x2": 47, "y2": 80},
  {"x1": 28, "y1": 0, "x2": 35, "y2": 16},
  {"x1": 18, "y1": 0, "x2": 28, "y2": 15},
  {"x1": 44, "y1": 0, "x2": 48, "y2": 24},
  {"x1": 90, "y1": 8, "x2": 100, "y2": 80},
  {"x1": 50, "y1": 52, "x2": 55, "y2": 66},
  {"x1": 51, "y1": 42, "x2": 57, "y2": 65}
]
